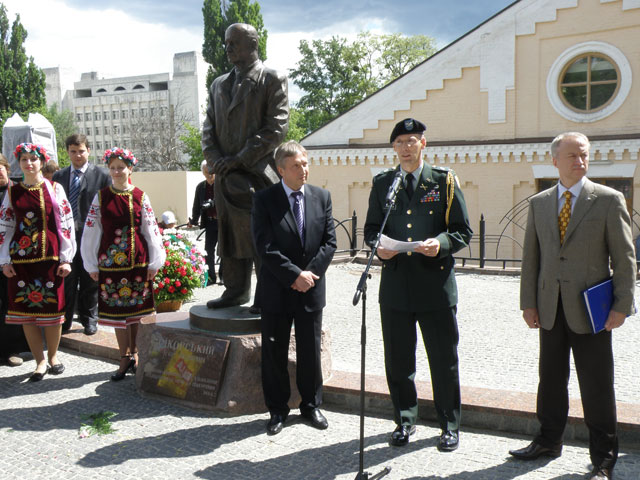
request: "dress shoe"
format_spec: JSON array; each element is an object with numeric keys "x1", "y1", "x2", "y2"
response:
[
  {"x1": 390, "y1": 425, "x2": 416, "y2": 446},
  {"x1": 207, "y1": 296, "x2": 246, "y2": 309},
  {"x1": 589, "y1": 465, "x2": 613, "y2": 479},
  {"x1": 111, "y1": 357, "x2": 135, "y2": 382},
  {"x1": 266, "y1": 413, "x2": 286, "y2": 435},
  {"x1": 49, "y1": 363, "x2": 65, "y2": 375},
  {"x1": 84, "y1": 324, "x2": 98, "y2": 335},
  {"x1": 438, "y1": 430, "x2": 459, "y2": 452},
  {"x1": 301, "y1": 408, "x2": 328, "y2": 430},
  {"x1": 248, "y1": 305, "x2": 261, "y2": 315},
  {"x1": 509, "y1": 441, "x2": 562, "y2": 460},
  {"x1": 29, "y1": 367, "x2": 49, "y2": 382}
]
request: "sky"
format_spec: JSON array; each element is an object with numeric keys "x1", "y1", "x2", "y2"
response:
[{"x1": 2, "y1": 0, "x2": 517, "y2": 102}]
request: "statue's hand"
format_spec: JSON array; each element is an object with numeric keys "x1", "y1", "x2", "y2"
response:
[{"x1": 213, "y1": 157, "x2": 231, "y2": 175}]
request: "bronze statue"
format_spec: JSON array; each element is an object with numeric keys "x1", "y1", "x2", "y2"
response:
[{"x1": 201, "y1": 23, "x2": 289, "y2": 309}]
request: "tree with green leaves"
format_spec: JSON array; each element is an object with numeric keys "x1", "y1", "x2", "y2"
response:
[
  {"x1": 290, "y1": 32, "x2": 437, "y2": 136},
  {"x1": 0, "y1": 4, "x2": 46, "y2": 146},
  {"x1": 180, "y1": 122, "x2": 205, "y2": 171},
  {"x1": 202, "y1": 0, "x2": 267, "y2": 89}
]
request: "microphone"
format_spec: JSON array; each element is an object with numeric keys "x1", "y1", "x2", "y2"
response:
[{"x1": 385, "y1": 171, "x2": 403, "y2": 205}]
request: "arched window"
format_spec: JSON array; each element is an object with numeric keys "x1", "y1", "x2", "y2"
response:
[
  {"x1": 133, "y1": 84, "x2": 145, "y2": 90},
  {"x1": 114, "y1": 86, "x2": 125, "y2": 91},
  {"x1": 96, "y1": 88, "x2": 107, "y2": 93}
]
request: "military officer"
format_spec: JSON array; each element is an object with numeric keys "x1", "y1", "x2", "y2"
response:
[{"x1": 364, "y1": 118, "x2": 472, "y2": 451}]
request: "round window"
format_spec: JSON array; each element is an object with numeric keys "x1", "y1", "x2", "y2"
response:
[{"x1": 559, "y1": 54, "x2": 619, "y2": 112}]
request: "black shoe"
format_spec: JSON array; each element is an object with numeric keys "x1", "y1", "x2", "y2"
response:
[
  {"x1": 29, "y1": 367, "x2": 49, "y2": 382},
  {"x1": 49, "y1": 363, "x2": 65, "y2": 375},
  {"x1": 509, "y1": 442, "x2": 562, "y2": 460},
  {"x1": 248, "y1": 305, "x2": 261, "y2": 315},
  {"x1": 301, "y1": 408, "x2": 328, "y2": 430},
  {"x1": 206, "y1": 296, "x2": 247, "y2": 309},
  {"x1": 111, "y1": 356, "x2": 135, "y2": 382},
  {"x1": 438, "y1": 430, "x2": 459, "y2": 452},
  {"x1": 84, "y1": 324, "x2": 98, "y2": 335},
  {"x1": 390, "y1": 425, "x2": 416, "y2": 446},
  {"x1": 266, "y1": 413, "x2": 286, "y2": 435},
  {"x1": 589, "y1": 465, "x2": 613, "y2": 479}
]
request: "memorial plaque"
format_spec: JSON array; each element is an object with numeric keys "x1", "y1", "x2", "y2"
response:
[{"x1": 140, "y1": 327, "x2": 230, "y2": 405}]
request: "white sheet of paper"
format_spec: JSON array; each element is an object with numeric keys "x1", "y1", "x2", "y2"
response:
[{"x1": 379, "y1": 234, "x2": 423, "y2": 253}]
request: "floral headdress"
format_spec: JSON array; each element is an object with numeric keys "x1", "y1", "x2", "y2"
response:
[
  {"x1": 102, "y1": 147, "x2": 138, "y2": 167},
  {"x1": 14, "y1": 143, "x2": 51, "y2": 162}
]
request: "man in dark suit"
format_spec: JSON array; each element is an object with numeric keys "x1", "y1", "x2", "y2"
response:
[
  {"x1": 188, "y1": 160, "x2": 218, "y2": 285},
  {"x1": 202, "y1": 22, "x2": 288, "y2": 309},
  {"x1": 54, "y1": 134, "x2": 111, "y2": 335},
  {"x1": 364, "y1": 118, "x2": 472, "y2": 451},
  {"x1": 511, "y1": 132, "x2": 636, "y2": 480},
  {"x1": 251, "y1": 140, "x2": 336, "y2": 435}
]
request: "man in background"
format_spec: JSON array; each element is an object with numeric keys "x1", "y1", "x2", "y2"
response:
[{"x1": 54, "y1": 134, "x2": 111, "y2": 335}]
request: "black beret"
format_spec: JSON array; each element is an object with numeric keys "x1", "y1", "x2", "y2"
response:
[{"x1": 390, "y1": 118, "x2": 427, "y2": 143}]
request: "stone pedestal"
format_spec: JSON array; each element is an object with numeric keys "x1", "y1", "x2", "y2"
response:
[{"x1": 136, "y1": 310, "x2": 332, "y2": 414}]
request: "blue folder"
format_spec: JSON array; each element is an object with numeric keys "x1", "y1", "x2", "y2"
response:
[{"x1": 582, "y1": 278, "x2": 613, "y2": 334}]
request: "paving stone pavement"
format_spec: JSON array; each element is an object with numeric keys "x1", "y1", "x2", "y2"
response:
[{"x1": 2, "y1": 262, "x2": 639, "y2": 479}]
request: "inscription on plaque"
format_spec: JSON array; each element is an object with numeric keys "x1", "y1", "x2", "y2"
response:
[{"x1": 140, "y1": 328, "x2": 230, "y2": 405}]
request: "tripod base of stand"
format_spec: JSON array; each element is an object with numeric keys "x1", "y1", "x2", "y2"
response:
[{"x1": 355, "y1": 466, "x2": 391, "y2": 480}]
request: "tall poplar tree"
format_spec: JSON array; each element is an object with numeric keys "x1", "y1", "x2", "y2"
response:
[
  {"x1": 202, "y1": 0, "x2": 267, "y2": 89},
  {"x1": 0, "y1": 4, "x2": 46, "y2": 145}
]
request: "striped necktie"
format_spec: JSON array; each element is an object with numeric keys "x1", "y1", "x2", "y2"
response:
[
  {"x1": 69, "y1": 169, "x2": 81, "y2": 222},
  {"x1": 558, "y1": 191, "x2": 572, "y2": 244},
  {"x1": 291, "y1": 191, "x2": 304, "y2": 244}
]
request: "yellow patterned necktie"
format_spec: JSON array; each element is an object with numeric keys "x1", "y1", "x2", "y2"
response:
[{"x1": 558, "y1": 191, "x2": 572, "y2": 244}]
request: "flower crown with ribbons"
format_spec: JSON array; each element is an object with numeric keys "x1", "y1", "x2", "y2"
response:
[
  {"x1": 14, "y1": 143, "x2": 51, "y2": 162},
  {"x1": 102, "y1": 147, "x2": 138, "y2": 167}
]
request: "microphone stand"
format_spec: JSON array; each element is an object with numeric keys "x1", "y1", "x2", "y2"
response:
[{"x1": 352, "y1": 183, "x2": 399, "y2": 480}]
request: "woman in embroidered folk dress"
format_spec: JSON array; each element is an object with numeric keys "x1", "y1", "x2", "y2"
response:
[
  {"x1": 0, "y1": 143, "x2": 76, "y2": 381},
  {"x1": 81, "y1": 148, "x2": 165, "y2": 381}
]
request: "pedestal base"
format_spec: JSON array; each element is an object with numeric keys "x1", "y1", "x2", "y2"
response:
[{"x1": 136, "y1": 312, "x2": 332, "y2": 414}]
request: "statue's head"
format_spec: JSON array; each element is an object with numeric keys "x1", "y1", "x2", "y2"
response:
[{"x1": 225, "y1": 23, "x2": 259, "y2": 68}]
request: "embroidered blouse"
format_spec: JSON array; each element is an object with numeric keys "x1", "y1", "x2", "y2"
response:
[
  {"x1": 0, "y1": 180, "x2": 76, "y2": 265},
  {"x1": 80, "y1": 187, "x2": 165, "y2": 274}
]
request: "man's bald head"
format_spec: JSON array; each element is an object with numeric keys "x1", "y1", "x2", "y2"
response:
[{"x1": 224, "y1": 23, "x2": 259, "y2": 68}]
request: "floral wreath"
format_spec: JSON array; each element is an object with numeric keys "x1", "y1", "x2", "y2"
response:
[
  {"x1": 102, "y1": 147, "x2": 138, "y2": 167},
  {"x1": 14, "y1": 143, "x2": 51, "y2": 162}
]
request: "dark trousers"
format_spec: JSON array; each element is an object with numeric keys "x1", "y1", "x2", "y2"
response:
[
  {"x1": 203, "y1": 218, "x2": 218, "y2": 285},
  {"x1": 63, "y1": 236, "x2": 99, "y2": 329},
  {"x1": 536, "y1": 298, "x2": 618, "y2": 469},
  {"x1": 381, "y1": 305, "x2": 461, "y2": 431},
  {"x1": 261, "y1": 309, "x2": 323, "y2": 416}
]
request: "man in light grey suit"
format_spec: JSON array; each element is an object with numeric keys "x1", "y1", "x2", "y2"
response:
[{"x1": 509, "y1": 132, "x2": 636, "y2": 480}]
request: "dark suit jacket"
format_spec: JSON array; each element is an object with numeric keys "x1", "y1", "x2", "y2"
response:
[
  {"x1": 53, "y1": 164, "x2": 111, "y2": 231},
  {"x1": 520, "y1": 178, "x2": 636, "y2": 334},
  {"x1": 251, "y1": 182, "x2": 336, "y2": 313},
  {"x1": 364, "y1": 164, "x2": 473, "y2": 312},
  {"x1": 190, "y1": 180, "x2": 216, "y2": 228}
]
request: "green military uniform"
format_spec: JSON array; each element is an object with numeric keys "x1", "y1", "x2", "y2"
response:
[{"x1": 364, "y1": 162, "x2": 472, "y2": 431}]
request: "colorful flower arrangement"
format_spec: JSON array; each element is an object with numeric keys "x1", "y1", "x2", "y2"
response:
[
  {"x1": 102, "y1": 147, "x2": 138, "y2": 167},
  {"x1": 14, "y1": 143, "x2": 51, "y2": 162},
  {"x1": 153, "y1": 229, "x2": 207, "y2": 303}
]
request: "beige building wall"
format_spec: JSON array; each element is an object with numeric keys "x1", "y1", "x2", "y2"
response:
[{"x1": 303, "y1": 0, "x2": 640, "y2": 259}]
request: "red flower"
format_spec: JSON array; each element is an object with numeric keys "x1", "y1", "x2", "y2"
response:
[
  {"x1": 175, "y1": 280, "x2": 181, "y2": 287},
  {"x1": 168, "y1": 286, "x2": 175, "y2": 293},
  {"x1": 18, "y1": 236, "x2": 31, "y2": 249},
  {"x1": 158, "y1": 282, "x2": 164, "y2": 289},
  {"x1": 164, "y1": 277, "x2": 170, "y2": 283},
  {"x1": 165, "y1": 260, "x2": 170, "y2": 266},
  {"x1": 28, "y1": 290, "x2": 43, "y2": 303},
  {"x1": 181, "y1": 288, "x2": 188, "y2": 294}
]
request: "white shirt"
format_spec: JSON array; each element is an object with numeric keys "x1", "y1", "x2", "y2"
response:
[
  {"x1": 402, "y1": 161, "x2": 424, "y2": 191},
  {"x1": 557, "y1": 176, "x2": 586, "y2": 214}
]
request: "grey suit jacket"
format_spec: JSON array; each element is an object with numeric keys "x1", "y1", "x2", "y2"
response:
[{"x1": 520, "y1": 178, "x2": 636, "y2": 334}]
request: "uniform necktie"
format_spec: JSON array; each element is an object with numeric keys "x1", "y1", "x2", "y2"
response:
[
  {"x1": 69, "y1": 169, "x2": 81, "y2": 222},
  {"x1": 405, "y1": 173, "x2": 414, "y2": 198},
  {"x1": 558, "y1": 190, "x2": 572, "y2": 244},
  {"x1": 291, "y1": 191, "x2": 304, "y2": 244}
]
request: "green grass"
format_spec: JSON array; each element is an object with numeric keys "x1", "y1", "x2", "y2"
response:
[{"x1": 79, "y1": 411, "x2": 117, "y2": 437}]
